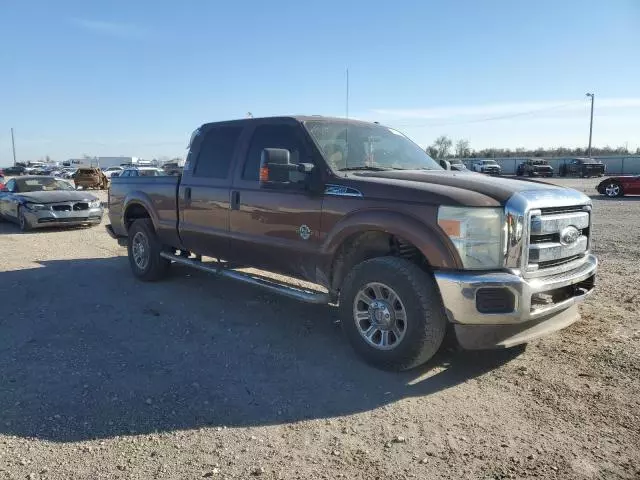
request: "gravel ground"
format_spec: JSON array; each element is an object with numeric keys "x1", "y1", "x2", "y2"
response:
[{"x1": 0, "y1": 177, "x2": 638, "y2": 480}]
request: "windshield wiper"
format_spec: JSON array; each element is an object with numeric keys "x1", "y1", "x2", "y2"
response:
[{"x1": 338, "y1": 166, "x2": 397, "y2": 172}]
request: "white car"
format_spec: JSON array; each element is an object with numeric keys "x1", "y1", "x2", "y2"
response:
[
  {"x1": 102, "y1": 166, "x2": 124, "y2": 179},
  {"x1": 117, "y1": 167, "x2": 165, "y2": 178},
  {"x1": 472, "y1": 160, "x2": 502, "y2": 175}
]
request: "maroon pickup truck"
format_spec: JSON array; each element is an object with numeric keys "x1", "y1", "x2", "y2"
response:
[{"x1": 106, "y1": 116, "x2": 597, "y2": 370}]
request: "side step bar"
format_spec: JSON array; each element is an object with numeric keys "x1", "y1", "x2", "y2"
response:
[{"x1": 159, "y1": 252, "x2": 330, "y2": 305}]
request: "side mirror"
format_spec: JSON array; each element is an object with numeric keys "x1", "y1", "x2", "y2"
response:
[
  {"x1": 440, "y1": 159, "x2": 452, "y2": 170},
  {"x1": 259, "y1": 148, "x2": 314, "y2": 188}
]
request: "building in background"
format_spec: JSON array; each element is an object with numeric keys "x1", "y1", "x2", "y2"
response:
[{"x1": 63, "y1": 156, "x2": 141, "y2": 169}]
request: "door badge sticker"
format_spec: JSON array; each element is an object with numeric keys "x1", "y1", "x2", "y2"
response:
[{"x1": 298, "y1": 224, "x2": 312, "y2": 240}]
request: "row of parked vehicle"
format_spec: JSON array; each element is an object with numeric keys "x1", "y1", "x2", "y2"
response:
[{"x1": 436, "y1": 157, "x2": 608, "y2": 178}]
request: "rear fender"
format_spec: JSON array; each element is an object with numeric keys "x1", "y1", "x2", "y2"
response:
[{"x1": 122, "y1": 192, "x2": 159, "y2": 233}]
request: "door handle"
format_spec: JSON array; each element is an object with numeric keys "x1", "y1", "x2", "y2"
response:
[
  {"x1": 184, "y1": 187, "x2": 191, "y2": 203},
  {"x1": 231, "y1": 191, "x2": 240, "y2": 210}
]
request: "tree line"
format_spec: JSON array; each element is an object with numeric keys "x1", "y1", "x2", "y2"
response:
[{"x1": 426, "y1": 135, "x2": 640, "y2": 159}]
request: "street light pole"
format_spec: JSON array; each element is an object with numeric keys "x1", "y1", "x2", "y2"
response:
[
  {"x1": 586, "y1": 93, "x2": 594, "y2": 158},
  {"x1": 11, "y1": 128, "x2": 17, "y2": 166}
]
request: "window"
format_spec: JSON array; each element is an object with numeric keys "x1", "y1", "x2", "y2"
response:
[
  {"x1": 243, "y1": 124, "x2": 305, "y2": 181},
  {"x1": 120, "y1": 170, "x2": 131, "y2": 177},
  {"x1": 193, "y1": 126, "x2": 243, "y2": 178}
]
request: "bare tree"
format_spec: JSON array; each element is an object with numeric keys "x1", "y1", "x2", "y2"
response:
[
  {"x1": 455, "y1": 139, "x2": 470, "y2": 158},
  {"x1": 426, "y1": 146, "x2": 439, "y2": 158},
  {"x1": 428, "y1": 135, "x2": 453, "y2": 159}
]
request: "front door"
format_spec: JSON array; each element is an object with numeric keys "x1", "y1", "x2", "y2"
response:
[
  {"x1": 228, "y1": 120, "x2": 324, "y2": 282},
  {"x1": 178, "y1": 124, "x2": 245, "y2": 259},
  {"x1": 621, "y1": 176, "x2": 640, "y2": 195}
]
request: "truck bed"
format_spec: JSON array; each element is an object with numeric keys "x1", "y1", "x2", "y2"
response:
[{"x1": 108, "y1": 175, "x2": 180, "y2": 244}]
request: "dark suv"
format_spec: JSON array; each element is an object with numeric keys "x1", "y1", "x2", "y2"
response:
[{"x1": 560, "y1": 158, "x2": 605, "y2": 178}]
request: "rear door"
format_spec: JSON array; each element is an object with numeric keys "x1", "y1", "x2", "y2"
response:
[
  {"x1": 227, "y1": 119, "x2": 324, "y2": 281},
  {"x1": 178, "y1": 123, "x2": 245, "y2": 258}
]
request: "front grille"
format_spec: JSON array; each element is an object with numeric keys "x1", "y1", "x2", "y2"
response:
[
  {"x1": 73, "y1": 202, "x2": 89, "y2": 211},
  {"x1": 52, "y1": 204, "x2": 72, "y2": 211},
  {"x1": 527, "y1": 207, "x2": 590, "y2": 273}
]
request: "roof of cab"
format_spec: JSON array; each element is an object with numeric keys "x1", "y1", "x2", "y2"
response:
[{"x1": 199, "y1": 115, "x2": 379, "y2": 130}]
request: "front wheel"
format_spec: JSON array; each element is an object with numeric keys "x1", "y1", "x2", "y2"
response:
[
  {"x1": 603, "y1": 182, "x2": 623, "y2": 198},
  {"x1": 127, "y1": 219, "x2": 170, "y2": 281},
  {"x1": 18, "y1": 206, "x2": 31, "y2": 232},
  {"x1": 340, "y1": 257, "x2": 447, "y2": 371}
]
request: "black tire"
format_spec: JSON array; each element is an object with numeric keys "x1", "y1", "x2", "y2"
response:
[
  {"x1": 17, "y1": 206, "x2": 31, "y2": 232},
  {"x1": 339, "y1": 257, "x2": 447, "y2": 371},
  {"x1": 127, "y1": 218, "x2": 170, "y2": 281}
]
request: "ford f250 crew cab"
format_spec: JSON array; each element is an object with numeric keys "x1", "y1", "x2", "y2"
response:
[{"x1": 106, "y1": 116, "x2": 597, "y2": 370}]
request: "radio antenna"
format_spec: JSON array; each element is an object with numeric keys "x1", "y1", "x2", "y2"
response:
[
  {"x1": 345, "y1": 68, "x2": 350, "y2": 166},
  {"x1": 346, "y1": 68, "x2": 349, "y2": 120}
]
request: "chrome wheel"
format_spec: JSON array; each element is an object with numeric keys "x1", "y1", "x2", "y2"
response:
[
  {"x1": 131, "y1": 231, "x2": 150, "y2": 270},
  {"x1": 605, "y1": 183, "x2": 621, "y2": 197},
  {"x1": 353, "y1": 282, "x2": 407, "y2": 351}
]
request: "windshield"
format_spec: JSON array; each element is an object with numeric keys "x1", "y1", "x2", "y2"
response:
[
  {"x1": 304, "y1": 121, "x2": 441, "y2": 172},
  {"x1": 17, "y1": 177, "x2": 75, "y2": 192}
]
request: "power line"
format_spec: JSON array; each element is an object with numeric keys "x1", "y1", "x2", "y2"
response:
[{"x1": 389, "y1": 100, "x2": 584, "y2": 128}]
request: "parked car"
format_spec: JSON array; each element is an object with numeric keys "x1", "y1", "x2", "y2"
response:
[
  {"x1": 102, "y1": 166, "x2": 124, "y2": 179},
  {"x1": 517, "y1": 159, "x2": 553, "y2": 177},
  {"x1": 0, "y1": 176, "x2": 103, "y2": 230},
  {"x1": 0, "y1": 168, "x2": 4, "y2": 179},
  {"x1": 118, "y1": 167, "x2": 165, "y2": 177},
  {"x1": 74, "y1": 167, "x2": 109, "y2": 190},
  {"x1": 60, "y1": 167, "x2": 77, "y2": 179},
  {"x1": 440, "y1": 159, "x2": 469, "y2": 172},
  {"x1": 472, "y1": 159, "x2": 501, "y2": 175},
  {"x1": 105, "y1": 116, "x2": 597, "y2": 371},
  {"x1": 162, "y1": 162, "x2": 183, "y2": 176},
  {"x1": 560, "y1": 158, "x2": 605, "y2": 178},
  {"x1": 596, "y1": 175, "x2": 640, "y2": 198},
  {"x1": 3, "y1": 165, "x2": 26, "y2": 176}
]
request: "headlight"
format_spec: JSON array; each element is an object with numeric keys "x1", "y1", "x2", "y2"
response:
[
  {"x1": 438, "y1": 206, "x2": 506, "y2": 269},
  {"x1": 89, "y1": 200, "x2": 101, "y2": 208},
  {"x1": 25, "y1": 203, "x2": 49, "y2": 211}
]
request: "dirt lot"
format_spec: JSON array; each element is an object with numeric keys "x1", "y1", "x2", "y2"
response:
[{"x1": 0, "y1": 177, "x2": 638, "y2": 480}]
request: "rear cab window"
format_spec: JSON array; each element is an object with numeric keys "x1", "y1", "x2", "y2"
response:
[{"x1": 192, "y1": 126, "x2": 244, "y2": 179}]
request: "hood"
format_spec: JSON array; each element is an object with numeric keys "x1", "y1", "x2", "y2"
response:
[
  {"x1": 17, "y1": 190, "x2": 99, "y2": 203},
  {"x1": 342, "y1": 169, "x2": 570, "y2": 206}
]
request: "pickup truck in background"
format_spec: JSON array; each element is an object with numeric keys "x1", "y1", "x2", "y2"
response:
[
  {"x1": 517, "y1": 159, "x2": 554, "y2": 177},
  {"x1": 106, "y1": 116, "x2": 597, "y2": 370},
  {"x1": 560, "y1": 158, "x2": 606, "y2": 178},
  {"x1": 472, "y1": 159, "x2": 502, "y2": 175}
]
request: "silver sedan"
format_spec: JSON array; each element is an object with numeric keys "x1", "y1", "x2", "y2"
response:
[{"x1": 0, "y1": 176, "x2": 103, "y2": 231}]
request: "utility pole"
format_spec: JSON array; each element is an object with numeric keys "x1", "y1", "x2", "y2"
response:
[
  {"x1": 586, "y1": 93, "x2": 595, "y2": 158},
  {"x1": 11, "y1": 128, "x2": 17, "y2": 166}
]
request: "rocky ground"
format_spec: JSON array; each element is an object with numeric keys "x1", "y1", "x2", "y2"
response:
[{"x1": 0, "y1": 177, "x2": 638, "y2": 479}]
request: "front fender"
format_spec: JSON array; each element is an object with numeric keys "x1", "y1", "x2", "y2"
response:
[{"x1": 322, "y1": 209, "x2": 462, "y2": 270}]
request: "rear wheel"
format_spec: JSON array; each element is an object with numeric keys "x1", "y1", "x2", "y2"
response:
[
  {"x1": 127, "y1": 219, "x2": 170, "y2": 281},
  {"x1": 604, "y1": 182, "x2": 623, "y2": 198},
  {"x1": 340, "y1": 257, "x2": 447, "y2": 371}
]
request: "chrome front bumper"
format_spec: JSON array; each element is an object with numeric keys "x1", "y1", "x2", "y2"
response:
[
  {"x1": 25, "y1": 207, "x2": 104, "y2": 228},
  {"x1": 434, "y1": 254, "x2": 597, "y2": 326}
]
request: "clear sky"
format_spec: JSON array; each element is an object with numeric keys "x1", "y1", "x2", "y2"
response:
[{"x1": 1, "y1": 0, "x2": 639, "y2": 162}]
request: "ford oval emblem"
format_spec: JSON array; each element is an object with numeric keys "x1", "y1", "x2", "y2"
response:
[{"x1": 560, "y1": 226, "x2": 580, "y2": 245}]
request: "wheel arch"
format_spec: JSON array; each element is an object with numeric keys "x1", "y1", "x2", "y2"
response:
[
  {"x1": 322, "y1": 210, "x2": 462, "y2": 295},
  {"x1": 122, "y1": 193, "x2": 158, "y2": 232}
]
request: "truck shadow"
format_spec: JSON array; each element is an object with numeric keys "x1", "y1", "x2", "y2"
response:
[{"x1": 0, "y1": 257, "x2": 523, "y2": 443}]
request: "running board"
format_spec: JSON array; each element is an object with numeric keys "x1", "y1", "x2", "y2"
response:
[{"x1": 159, "y1": 252, "x2": 329, "y2": 305}]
